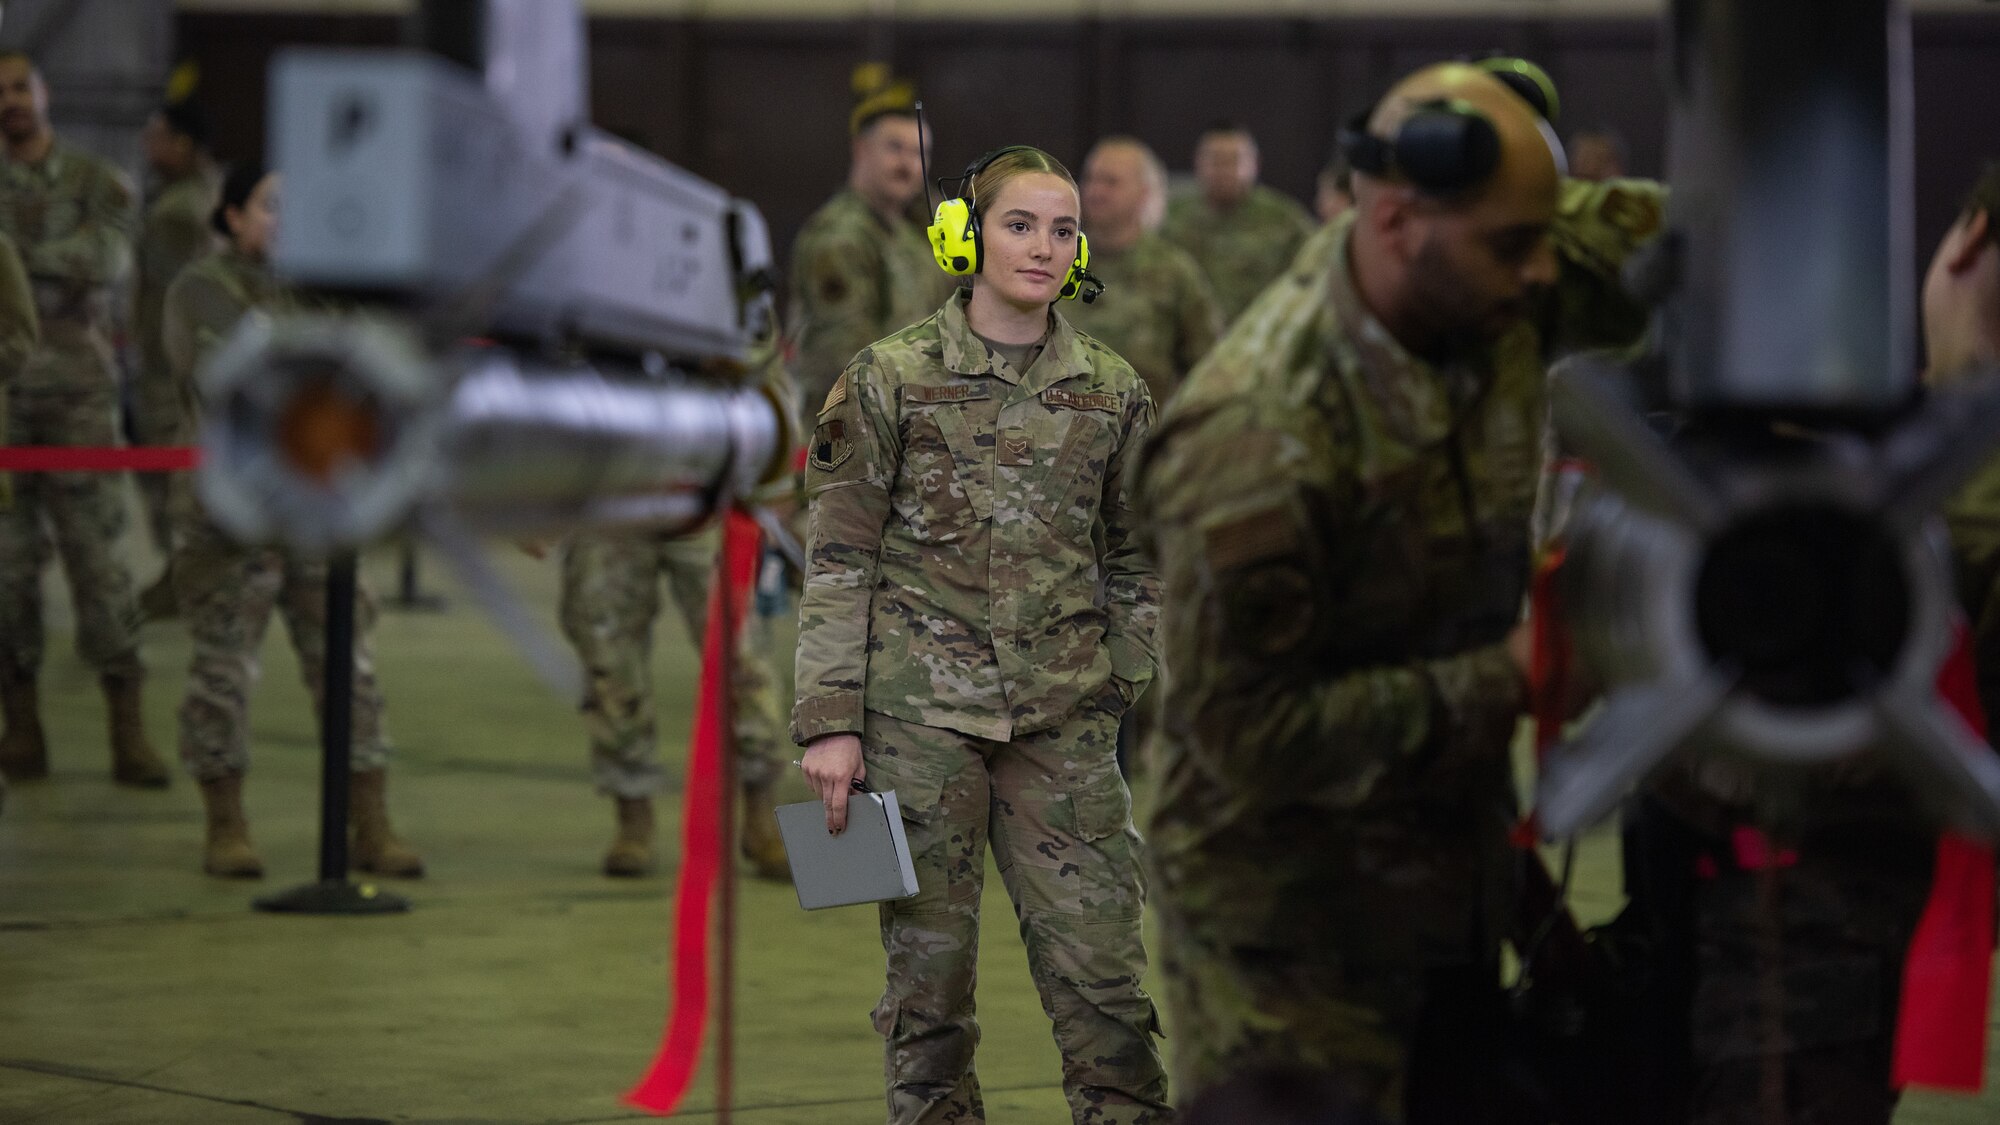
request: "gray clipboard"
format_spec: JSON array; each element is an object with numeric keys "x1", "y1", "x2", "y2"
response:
[{"x1": 775, "y1": 784, "x2": 921, "y2": 910}]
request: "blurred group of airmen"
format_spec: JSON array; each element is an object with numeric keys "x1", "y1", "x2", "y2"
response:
[
  {"x1": 0, "y1": 52, "x2": 428, "y2": 879},
  {"x1": 0, "y1": 51, "x2": 786, "y2": 884},
  {"x1": 0, "y1": 30, "x2": 1990, "y2": 1125}
]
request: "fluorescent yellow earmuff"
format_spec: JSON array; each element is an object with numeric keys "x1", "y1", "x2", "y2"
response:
[
  {"x1": 926, "y1": 145, "x2": 1098, "y2": 302},
  {"x1": 928, "y1": 195, "x2": 980, "y2": 274},
  {"x1": 1059, "y1": 232, "x2": 1091, "y2": 301}
]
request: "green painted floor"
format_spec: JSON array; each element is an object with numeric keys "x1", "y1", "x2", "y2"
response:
[{"x1": 2, "y1": 519, "x2": 1997, "y2": 1123}]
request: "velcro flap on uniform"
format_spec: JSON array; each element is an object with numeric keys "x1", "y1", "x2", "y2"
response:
[
  {"x1": 1042, "y1": 386, "x2": 1121, "y2": 413},
  {"x1": 1201, "y1": 504, "x2": 1302, "y2": 573},
  {"x1": 905, "y1": 382, "x2": 992, "y2": 405}
]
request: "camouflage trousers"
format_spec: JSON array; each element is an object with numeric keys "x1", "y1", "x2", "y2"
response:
[
  {"x1": 1156, "y1": 897, "x2": 1534, "y2": 1123},
  {"x1": 557, "y1": 528, "x2": 781, "y2": 799},
  {"x1": 861, "y1": 704, "x2": 1170, "y2": 1125},
  {"x1": 1682, "y1": 819, "x2": 1933, "y2": 1125},
  {"x1": 0, "y1": 387, "x2": 142, "y2": 677},
  {"x1": 127, "y1": 372, "x2": 182, "y2": 557},
  {"x1": 172, "y1": 512, "x2": 389, "y2": 780}
]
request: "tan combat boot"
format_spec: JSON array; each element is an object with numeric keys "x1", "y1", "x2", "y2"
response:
[
  {"x1": 199, "y1": 772, "x2": 264, "y2": 877},
  {"x1": 349, "y1": 769, "x2": 425, "y2": 878},
  {"x1": 103, "y1": 674, "x2": 171, "y2": 788},
  {"x1": 740, "y1": 780, "x2": 791, "y2": 882},
  {"x1": 604, "y1": 796, "x2": 656, "y2": 877},
  {"x1": 0, "y1": 667, "x2": 48, "y2": 781}
]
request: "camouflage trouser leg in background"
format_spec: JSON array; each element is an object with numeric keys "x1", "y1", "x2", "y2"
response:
[
  {"x1": 558, "y1": 528, "x2": 783, "y2": 799},
  {"x1": 862, "y1": 705, "x2": 1170, "y2": 1125},
  {"x1": 1154, "y1": 904, "x2": 1418, "y2": 1120},
  {"x1": 172, "y1": 513, "x2": 389, "y2": 780},
  {"x1": 128, "y1": 376, "x2": 181, "y2": 557},
  {"x1": 656, "y1": 530, "x2": 782, "y2": 787},
  {"x1": 0, "y1": 388, "x2": 142, "y2": 677},
  {"x1": 1685, "y1": 821, "x2": 1932, "y2": 1125}
]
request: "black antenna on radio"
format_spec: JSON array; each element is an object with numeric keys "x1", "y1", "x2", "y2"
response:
[{"x1": 916, "y1": 100, "x2": 937, "y2": 216}]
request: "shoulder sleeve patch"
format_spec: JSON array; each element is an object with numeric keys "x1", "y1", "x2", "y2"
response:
[
  {"x1": 808, "y1": 417, "x2": 854, "y2": 471},
  {"x1": 817, "y1": 266, "x2": 850, "y2": 305},
  {"x1": 1199, "y1": 501, "x2": 1317, "y2": 658},
  {"x1": 1202, "y1": 504, "x2": 1302, "y2": 573}
]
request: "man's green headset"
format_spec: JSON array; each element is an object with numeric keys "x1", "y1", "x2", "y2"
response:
[
  {"x1": 916, "y1": 109, "x2": 1104, "y2": 303},
  {"x1": 1335, "y1": 54, "x2": 1564, "y2": 196}
]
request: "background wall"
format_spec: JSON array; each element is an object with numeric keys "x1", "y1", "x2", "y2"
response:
[
  {"x1": 173, "y1": 10, "x2": 2000, "y2": 287},
  {"x1": 173, "y1": 0, "x2": 2000, "y2": 17}
]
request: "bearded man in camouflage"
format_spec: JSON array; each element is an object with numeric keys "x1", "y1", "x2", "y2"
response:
[{"x1": 1138, "y1": 62, "x2": 1660, "y2": 1122}]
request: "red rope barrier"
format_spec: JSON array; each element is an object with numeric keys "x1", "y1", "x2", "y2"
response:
[{"x1": 0, "y1": 446, "x2": 200, "y2": 472}]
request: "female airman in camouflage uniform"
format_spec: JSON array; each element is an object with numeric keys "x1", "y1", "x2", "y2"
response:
[
  {"x1": 161, "y1": 165, "x2": 420, "y2": 880},
  {"x1": 794, "y1": 147, "x2": 1169, "y2": 1125}
]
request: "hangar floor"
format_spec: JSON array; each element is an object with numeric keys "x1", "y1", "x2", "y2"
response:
[{"x1": 2, "y1": 528, "x2": 1995, "y2": 1124}]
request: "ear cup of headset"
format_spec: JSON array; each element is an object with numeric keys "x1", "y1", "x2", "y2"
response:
[
  {"x1": 928, "y1": 197, "x2": 980, "y2": 275},
  {"x1": 1395, "y1": 108, "x2": 1502, "y2": 195}
]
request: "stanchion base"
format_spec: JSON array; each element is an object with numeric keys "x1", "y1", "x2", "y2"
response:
[
  {"x1": 389, "y1": 593, "x2": 449, "y2": 613},
  {"x1": 253, "y1": 879, "x2": 411, "y2": 915}
]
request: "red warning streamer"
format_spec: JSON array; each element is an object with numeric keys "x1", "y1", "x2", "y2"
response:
[
  {"x1": 625, "y1": 506, "x2": 762, "y2": 1116},
  {"x1": 1894, "y1": 624, "x2": 1997, "y2": 1093}
]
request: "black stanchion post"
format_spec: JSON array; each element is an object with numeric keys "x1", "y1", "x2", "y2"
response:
[
  {"x1": 255, "y1": 550, "x2": 410, "y2": 915},
  {"x1": 392, "y1": 537, "x2": 448, "y2": 611}
]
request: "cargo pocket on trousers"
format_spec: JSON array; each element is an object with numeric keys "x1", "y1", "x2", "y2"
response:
[
  {"x1": 862, "y1": 752, "x2": 948, "y2": 827},
  {"x1": 1069, "y1": 770, "x2": 1132, "y2": 840},
  {"x1": 1065, "y1": 770, "x2": 1142, "y2": 921}
]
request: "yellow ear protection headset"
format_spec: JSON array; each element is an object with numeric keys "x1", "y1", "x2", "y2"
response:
[{"x1": 915, "y1": 119, "x2": 1104, "y2": 303}]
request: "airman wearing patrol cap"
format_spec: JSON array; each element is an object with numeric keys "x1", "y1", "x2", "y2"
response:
[{"x1": 784, "y1": 64, "x2": 958, "y2": 414}]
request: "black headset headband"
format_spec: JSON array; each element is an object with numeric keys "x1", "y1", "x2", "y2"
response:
[
  {"x1": 1337, "y1": 98, "x2": 1501, "y2": 197},
  {"x1": 945, "y1": 144, "x2": 1040, "y2": 206}
]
